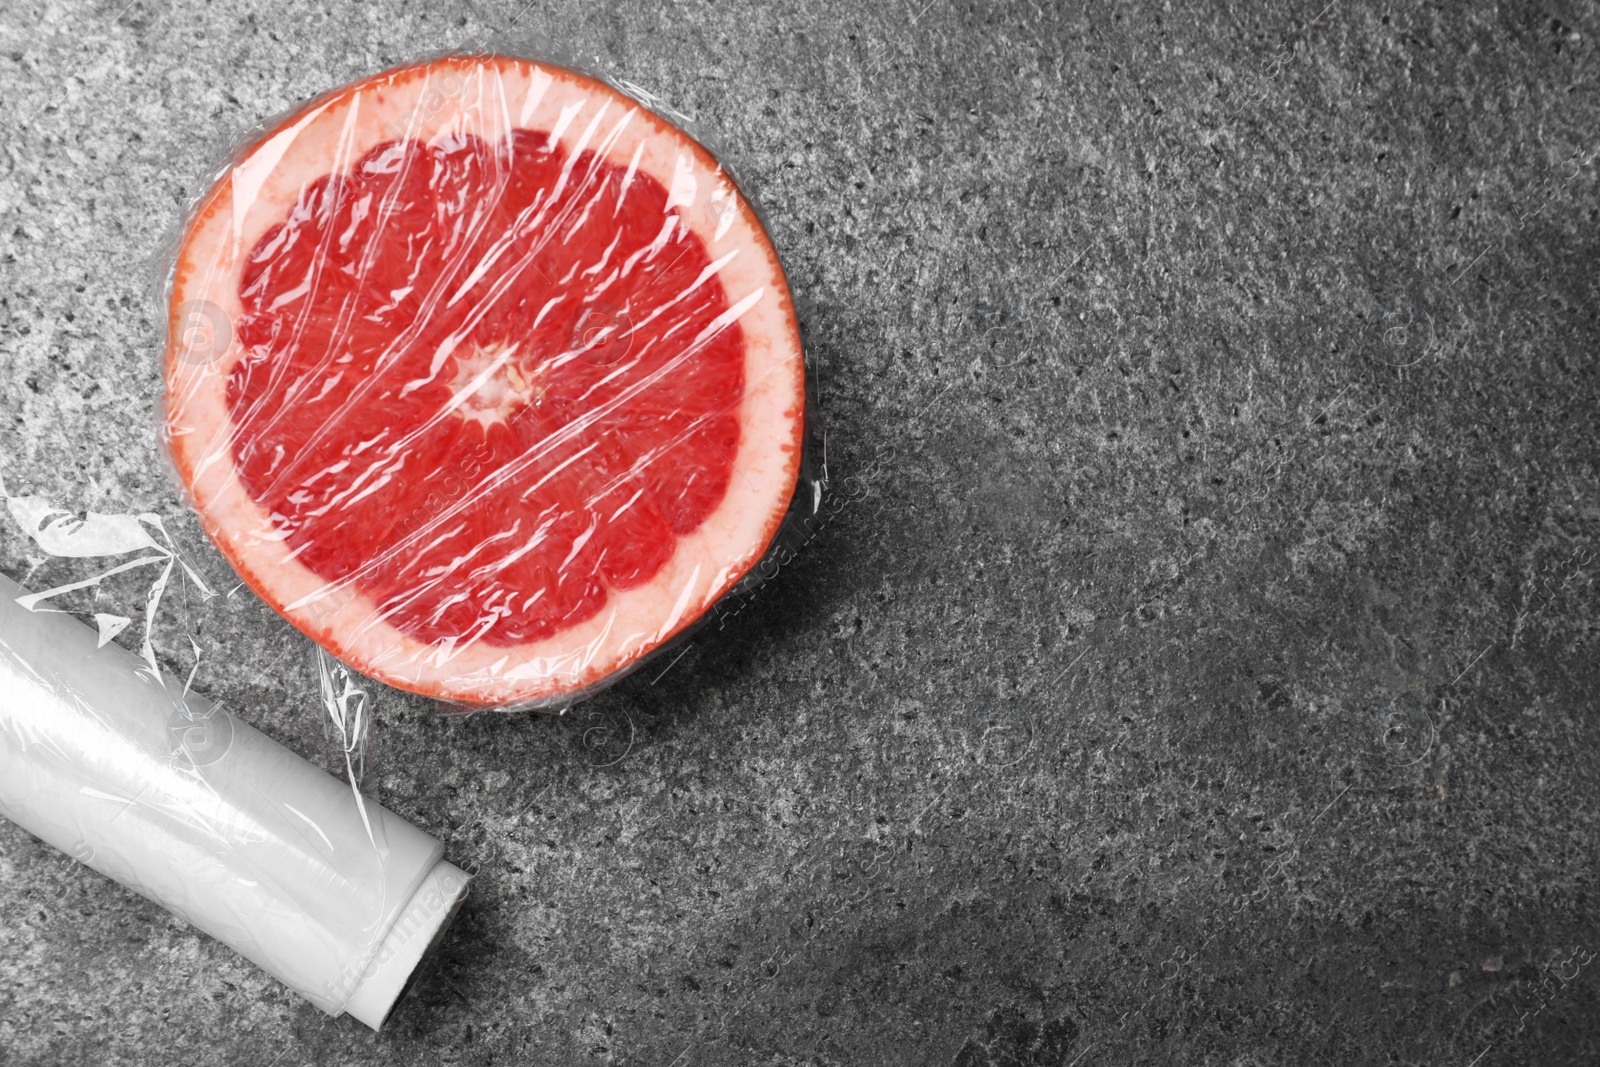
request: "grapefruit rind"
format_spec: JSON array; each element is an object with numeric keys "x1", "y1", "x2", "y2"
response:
[{"x1": 164, "y1": 55, "x2": 805, "y2": 707}]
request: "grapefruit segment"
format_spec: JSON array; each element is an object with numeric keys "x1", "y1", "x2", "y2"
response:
[{"x1": 164, "y1": 55, "x2": 805, "y2": 708}]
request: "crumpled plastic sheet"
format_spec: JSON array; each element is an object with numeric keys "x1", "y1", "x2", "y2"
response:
[{"x1": 3, "y1": 475, "x2": 382, "y2": 801}]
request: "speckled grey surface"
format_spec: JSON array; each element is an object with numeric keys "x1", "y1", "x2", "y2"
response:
[{"x1": 2, "y1": 0, "x2": 1599, "y2": 1064}]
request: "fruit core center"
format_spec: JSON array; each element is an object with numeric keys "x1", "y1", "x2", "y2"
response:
[{"x1": 450, "y1": 342, "x2": 538, "y2": 427}]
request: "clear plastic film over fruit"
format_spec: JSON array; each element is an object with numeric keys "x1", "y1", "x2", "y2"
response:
[{"x1": 161, "y1": 51, "x2": 820, "y2": 711}]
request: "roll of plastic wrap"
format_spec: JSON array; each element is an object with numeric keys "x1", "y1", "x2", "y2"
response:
[{"x1": 0, "y1": 573, "x2": 469, "y2": 1029}]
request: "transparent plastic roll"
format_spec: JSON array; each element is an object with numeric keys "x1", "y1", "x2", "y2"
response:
[
  {"x1": 0, "y1": 573, "x2": 469, "y2": 1029},
  {"x1": 161, "y1": 51, "x2": 820, "y2": 712}
]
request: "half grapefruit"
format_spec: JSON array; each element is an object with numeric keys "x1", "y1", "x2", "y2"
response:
[{"x1": 164, "y1": 55, "x2": 806, "y2": 708}]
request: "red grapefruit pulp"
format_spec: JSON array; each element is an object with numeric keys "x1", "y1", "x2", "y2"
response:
[{"x1": 164, "y1": 56, "x2": 806, "y2": 707}]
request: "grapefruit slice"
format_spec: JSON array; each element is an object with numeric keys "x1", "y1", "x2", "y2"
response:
[{"x1": 163, "y1": 55, "x2": 806, "y2": 708}]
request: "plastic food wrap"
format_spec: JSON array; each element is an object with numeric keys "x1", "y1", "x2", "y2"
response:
[
  {"x1": 162, "y1": 52, "x2": 818, "y2": 711},
  {"x1": 0, "y1": 572, "x2": 469, "y2": 1029}
]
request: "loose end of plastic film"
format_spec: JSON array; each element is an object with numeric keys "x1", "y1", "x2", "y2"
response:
[{"x1": 157, "y1": 48, "x2": 823, "y2": 713}]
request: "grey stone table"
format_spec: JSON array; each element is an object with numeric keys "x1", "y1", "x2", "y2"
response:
[{"x1": 2, "y1": 0, "x2": 1597, "y2": 1064}]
